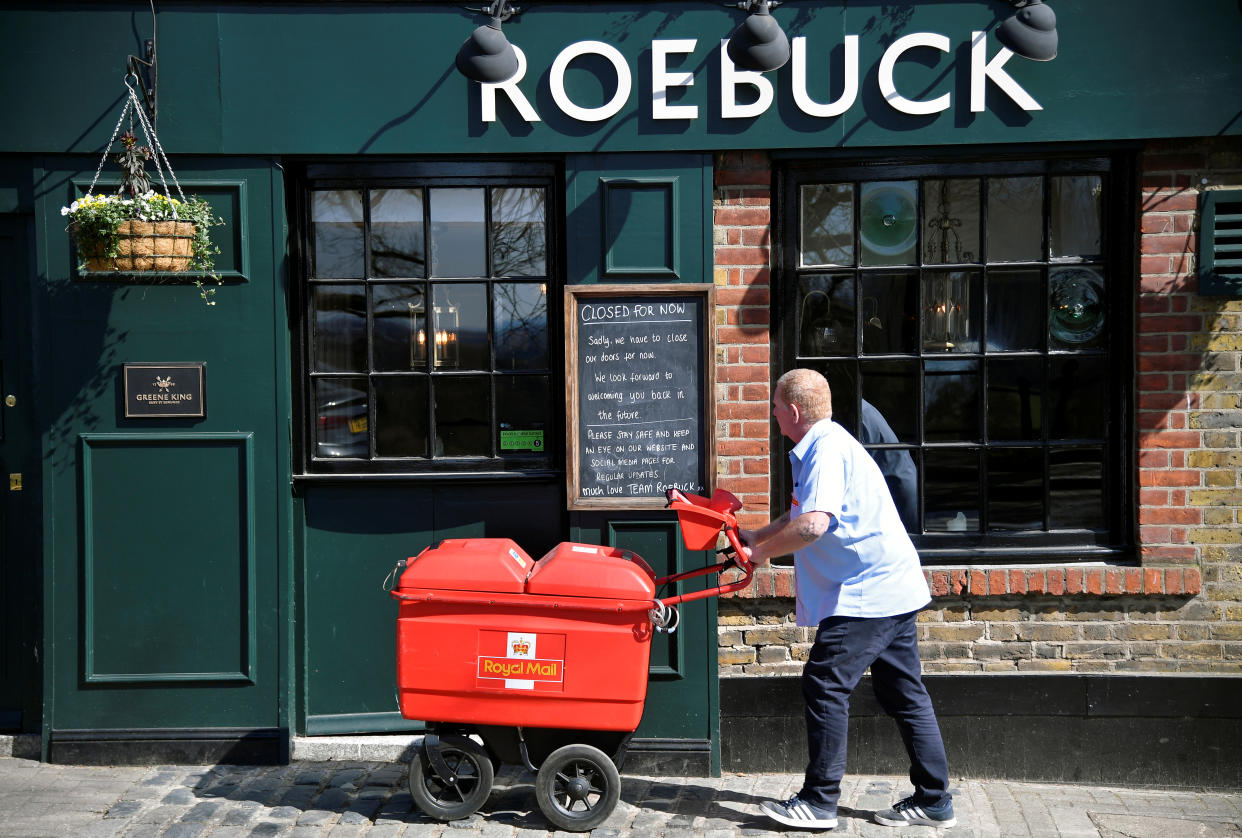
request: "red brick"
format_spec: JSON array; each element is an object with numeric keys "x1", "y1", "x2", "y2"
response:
[
  {"x1": 720, "y1": 476, "x2": 769, "y2": 493},
  {"x1": 1143, "y1": 568, "x2": 1164, "y2": 594},
  {"x1": 969, "y1": 571, "x2": 987, "y2": 596},
  {"x1": 1164, "y1": 568, "x2": 1184, "y2": 594},
  {"x1": 1139, "y1": 507, "x2": 1202, "y2": 525},
  {"x1": 773, "y1": 568, "x2": 795, "y2": 597},
  {"x1": 1140, "y1": 526, "x2": 1171, "y2": 543},
  {"x1": 1047, "y1": 569, "x2": 1065, "y2": 595},
  {"x1": 988, "y1": 570, "x2": 1007, "y2": 595},
  {"x1": 1137, "y1": 334, "x2": 1169, "y2": 352},
  {"x1": 717, "y1": 402, "x2": 769, "y2": 420},
  {"x1": 1185, "y1": 567, "x2": 1202, "y2": 595},
  {"x1": 1066, "y1": 567, "x2": 1085, "y2": 594},
  {"x1": 1138, "y1": 470, "x2": 1201, "y2": 487},
  {"x1": 1138, "y1": 451, "x2": 1170, "y2": 468},
  {"x1": 715, "y1": 167, "x2": 770, "y2": 188},
  {"x1": 1138, "y1": 431, "x2": 1201, "y2": 449},
  {"x1": 951, "y1": 570, "x2": 969, "y2": 595},
  {"x1": 1138, "y1": 412, "x2": 1184, "y2": 430},
  {"x1": 1084, "y1": 569, "x2": 1104, "y2": 595},
  {"x1": 1139, "y1": 258, "x2": 1176, "y2": 282},
  {"x1": 1140, "y1": 234, "x2": 1195, "y2": 255},
  {"x1": 1139, "y1": 488, "x2": 1169, "y2": 505},
  {"x1": 1139, "y1": 190, "x2": 1198, "y2": 212},
  {"x1": 929, "y1": 570, "x2": 950, "y2": 597},
  {"x1": 1104, "y1": 567, "x2": 1124, "y2": 595},
  {"x1": 1008, "y1": 569, "x2": 1027, "y2": 595},
  {"x1": 740, "y1": 345, "x2": 770, "y2": 364},
  {"x1": 1137, "y1": 392, "x2": 1191, "y2": 411},
  {"x1": 715, "y1": 247, "x2": 771, "y2": 266},
  {"x1": 1137, "y1": 373, "x2": 1170, "y2": 391},
  {"x1": 717, "y1": 365, "x2": 769, "y2": 384},
  {"x1": 714, "y1": 286, "x2": 770, "y2": 306},
  {"x1": 1125, "y1": 568, "x2": 1143, "y2": 593},
  {"x1": 1140, "y1": 215, "x2": 1174, "y2": 234},
  {"x1": 1140, "y1": 545, "x2": 1197, "y2": 562},
  {"x1": 1137, "y1": 314, "x2": 1203, "y2": 333},
  {"x1": 1137, "y1": 295, "x2": 1170, "y2": 314},
  {"x1": 716, "y1": 327, "x2": 770, "y2": 345},
  {"x1": 1136, "y1": 354, "x2": 1202, "y2": 372},
  {"x1": 715, "y1": 207, "x2": 772, "y2": 226}
]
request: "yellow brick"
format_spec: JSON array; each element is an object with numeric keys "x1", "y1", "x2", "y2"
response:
[
  {"x1": 1189, "y1": 527, "x2": 1242, "y2": 543},
  {"x1": 718, "y1": 648, "x2": 757, "y2": 666},
  {"x1": 1205, "y1": 470, "x2": 1239, "y2": 487},
  {"x1": 1192, "y1": 333, "x2": 1242, "y2": 352},
  {"x1": 1187, "y1": 489, "x2": 1242, "y2": 506},
  {"x1": 1200, "y1": 393, "x2": 1242, "y2": 410},
  {"x1": 1204, "y1": 508, "x2": 1237, "y2": 525},
  {"x1": 974, "y1": 607, "x2": 1022, "y2": 622},
  {"x1": 1191, "y1": 372, "x2": 1242, "y2": 391},
  {"x1": 925, "y1": 624, "x2": 985, "y2": 642},
  {"x1": 1017, "y1": 659, "x2": 1073, "y2": 672},
  {"x1": 1122, "y1": 624, "x2": 1174, "y2": 641},
  {"x1": 1188, "y1": 451, "x2": 1242, "y2": 468},
  {"x1": 1212, "y1": 625, "x2": 1242, "y2": 641}
]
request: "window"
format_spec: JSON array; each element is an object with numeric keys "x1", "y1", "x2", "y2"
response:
[
  {"x1": 297, "y1": 163, "x2": 558, "y2": 475},
  {"x1": 779, "y1": 155, "x2": 1132, "y2": 560}
]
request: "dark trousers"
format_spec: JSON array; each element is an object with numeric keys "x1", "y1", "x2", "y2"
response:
[{"x1": 798, "y1": 610, "x2": 950, "y2": 811}]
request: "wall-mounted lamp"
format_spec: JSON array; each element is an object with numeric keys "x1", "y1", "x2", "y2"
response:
[
  {"x1": 456, "y1": 0, "x2": 522, "y2": 83},
  {"x1": 726, "y1": 0, "x2": 790, "y2": 73},
  {"x1": 996, "y1": 0, "x2": 1058, "y2": 61}
]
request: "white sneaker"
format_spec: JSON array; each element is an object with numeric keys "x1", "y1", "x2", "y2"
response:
[{"x1": 760, "y1": 794, "x2": 838, "y2": 829}]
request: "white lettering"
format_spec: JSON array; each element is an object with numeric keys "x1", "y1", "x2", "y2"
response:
[
  {"x1": 481, "y1": 46, "x2": 541, "y2": 123},
  {"x1": 652, "y1": 39, "x2": 698, "y2": 120},
  {"x1": 791, "y1": 35, "x2": 858, "y2": 118},
  {"x1": 720, "y1": 39, "x2": 774, "y2": 119},
  {"x1": 970, "y1": 31, "x2": 1042, "y2": 112},
  {"x1": 551, "y1": 40, "x2": 632, "y2": 122},
  {"x1": 878, "y1": 32, "x2": 952, "y2": 115}
]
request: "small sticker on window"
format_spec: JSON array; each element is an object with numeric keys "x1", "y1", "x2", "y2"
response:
[{"x1": 500, "y1": 430, "x2": 544, "y2": 451}]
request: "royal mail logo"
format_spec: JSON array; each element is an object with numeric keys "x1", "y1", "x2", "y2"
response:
[
  {"x1": 478, "y1": 656, "x2": 563, "y2": 682},
  {"x1": 511, "y1": 639, "x2": 530, "y2": 656}
]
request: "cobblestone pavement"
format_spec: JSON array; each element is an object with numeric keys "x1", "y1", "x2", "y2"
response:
[{"x1": 0, "y1": 756, "x2": 1239, "y2": 838}]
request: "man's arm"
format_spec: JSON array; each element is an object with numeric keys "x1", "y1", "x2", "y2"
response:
[{"x1": 739, "y1": 510, "x2": 833, "y2": 567}]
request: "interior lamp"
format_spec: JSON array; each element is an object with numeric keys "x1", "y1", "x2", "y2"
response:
[
  {"x1": 996, "y1": 0, "x2": 1058, "y2": 61},
  {"x1": 726, "y1": 0, "x2": 791, "y2": 73}
]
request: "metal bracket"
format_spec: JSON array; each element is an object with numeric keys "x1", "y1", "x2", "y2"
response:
[
  {"x1": 422, "y1": 734, "x2": 459, "y2": 786},
  {"x1": 126, "y1": 38, "x2": 157, "y2": 127}
]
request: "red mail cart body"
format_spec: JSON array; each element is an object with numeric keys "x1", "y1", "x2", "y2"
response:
[{"x1": 387, "y1": 488, "x2": 751, "y2": 831}]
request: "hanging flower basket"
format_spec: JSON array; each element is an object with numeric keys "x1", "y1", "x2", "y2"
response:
[{"x1": 61, "y1": 77, "x2": 224, "y2": 304}]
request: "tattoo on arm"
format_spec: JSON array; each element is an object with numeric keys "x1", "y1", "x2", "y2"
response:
[{"x1": 795, "y1": 515, "x2": 828, "y2": 543}]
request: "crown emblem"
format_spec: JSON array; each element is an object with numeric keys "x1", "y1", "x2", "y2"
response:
[{"x1": 511, "y1": 640, "x2": 530, "y2": 656}]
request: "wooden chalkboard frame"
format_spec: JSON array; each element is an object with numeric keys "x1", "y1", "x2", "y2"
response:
[{"x1": 565, "y1": 283, "x2": 716, "y2": 510}]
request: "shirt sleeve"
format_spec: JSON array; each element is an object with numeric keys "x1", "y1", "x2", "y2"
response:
[{"x1": 795, "y1": 436, "x2": 845, "y2": 520}]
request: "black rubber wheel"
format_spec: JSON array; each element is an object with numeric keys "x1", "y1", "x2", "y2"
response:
[
  {"x1": 534, "y1": 743, "x2": 621, "y2": 832},
  {"x1": 408, "y1": 734, "x2": 495, "y2": 821}
]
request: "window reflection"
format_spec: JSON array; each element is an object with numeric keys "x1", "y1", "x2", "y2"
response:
[
  {"x1": 497, "y1": 375, "x2": 551, "y2": 458},
  {"x1": 312, "y1": 191, "x2": 364, "y2": 278},
  {"x1": 435, "y1": 377, "x2": 490, "y2": 456},
  {"x1": 494, "y1": 282, "x2": 548, "y2": 370},
  {"x1": 433, "y1": 283, "x2": 487, "y2": 370},
  {"x1": 923, "y1": 178, "x2": 980, "y2": 264},
  {"x1": 1049, "y1": 267, "x2": 1106, "y2": 349},
  {"x1": 1050, "y1": 175, "x2": 1103, "y2": 260},
  {"x1": 988, "y1": 357, "x2": 1043, "y2": 441},
  {"x1": 1049, "y1": 447, "x2": 1105, "y2": 529},
  {"x1": 315, "y1": 378, "x2": 368, "y2": 458},
  {"x1": 374, "y1": 377, "x2": 429, "y2": 458},
  {"x1": 492, "y1": 188, "x2": 547, "y2": 277},
  {"x1": 372, "y1": 284, "x2": 425, "y2": 371},
  {"x1": 924, "y1": 449, "x2": 979, "y2": 532},
  {"x1": 987, "y1": 448, "x2": 1044, "y2": 530},
  {"x1": 922, "y1": 270, "x2": 980, "y2": 353},
  {"x1": 924, "y1": 360, "x2": 980, "y2": 442},
  {"x1": 312, "y1": 285, "x2": 366, "y2": 372},
  {"x1": 1049, "y1": 356, "x2": 1107, "y2": 439},
  {"x1": 801, "y1": 184, "x2": 854, "y2": 266},
  {"x1": 986, "y1": 268, "x2": 1042, "y2": 351},
  {"x1": 987, "y1": 176, "x2": 1042, "y2": 262},
  {"x1": 798, "y1": 274, "x2": 854, "y2": 357},
  {"x1": 371, "y1": 189, "x2": 425, "y2": 278},
  {"x1": 431, "y1": 188, "x2": 486, "y2": 277},
  {"x1": 860, "y1": 273, "x2": 918, "y2": 355}
]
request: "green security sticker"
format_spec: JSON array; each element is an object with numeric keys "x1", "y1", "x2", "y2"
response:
[{"x1": 500, "y1": 430, "x2": 544, "y2": 451}]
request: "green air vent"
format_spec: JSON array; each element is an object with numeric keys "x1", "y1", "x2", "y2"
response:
[{"x1": 1200, "y1": 189, "x2": 1242, "y2": 296}]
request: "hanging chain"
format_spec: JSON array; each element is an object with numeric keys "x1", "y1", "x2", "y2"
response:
[{"x1": 85, "y1": 75, "x2": 187, "y2": 220}]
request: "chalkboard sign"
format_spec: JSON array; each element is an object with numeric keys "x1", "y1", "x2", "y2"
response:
[{"x1": 566, "y1": 284, "x2": 715, "y2": 509}]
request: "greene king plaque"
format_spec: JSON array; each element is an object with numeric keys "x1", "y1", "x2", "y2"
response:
[{"x1": 124, "y1": 363, "x2": 205, "y2": 418}]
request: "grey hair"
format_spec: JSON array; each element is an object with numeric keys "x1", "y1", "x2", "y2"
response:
[{"x1": 776, "y1": 368, "x2": 832, "y2": 422}]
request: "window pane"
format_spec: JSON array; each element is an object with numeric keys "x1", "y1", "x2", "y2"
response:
[
  {"x1": 988, "y1": 358, "x2": 1043, "y2": 441},
  {"x1": 860, "y1": 181, "x2": 918, "y2": 267},
  {"x1": 370, "y1": 188, "x2": 425, "y2": 278},
  {"x1": 860, "y1": 272, "x2": 918, "y2": 354},
  {"x1": 1049, "y1": 447, "x2": 1105, "y2": 529},
  {"x1": 987, "y1": 268, "x2": 1043, "y2": 351},
  {"x1": 492, "y1": 188, "x2": 547, "y2": 276},
  {"x1": 1050, "y1": 175, "x2": 1102, "y2": 260},
  {"x1": 1049, "y1": 356, "x2": 1107, "y2": 439},
  {"x1": 859, "y1": 360, "x2": 919, "y2": 443},
  {"x1": 801, "y1": 184, "x2": 853, "y2": 266},
  {"x1": 924, "y1": 359, "x2": 980, "y2": 442},
  {"x1": 430, "y1": 188, "x2": 486, "y2": 277},
  {"x1": 987, "y1": 176, "x2": 1042, "y2": 262},
  {"x1": 1049, "y1": 267, "x2": 1106, "y2": 349},
  {"x1": 922, "y1": 270, "x2": 980, "y2": 353},
  {"x1": 372, "y1": 284, "x2": 425, "y2": 372},
  {"x1": 374, "y1": 376, "x2": 429, "y2": 458},
  {"x1": 312, "y1": 285, "x2": 366, "y2": 372},
  {"x1": 798, "y1": 274, "x2": 854, "y2": 357},
  {"x1": 312, "y1": 191, "x2": 364, "y2": 278},
  {"x1": 433, "y1": 283, "x2": 487, "y2": 371},
  {"x1": 924, "y1": 449, "x2": 979, "y2": 532},
  {"x1": 987, "y1": 448, "x2": 1044, "y2": 531},
  {"x1": 815, "y1": 361, "x2": 857, "y2": 437},
  {"x1": 868, "y1": 444, "x2": 918, "y2": 533},
  {"x1": 315, "y1": 378, "x2": 368, "y2": 459},
  {"x1": 494, "y1": 282, "x2": 549, "y2": 370},
  {"x1": 497, "y1": 375, "x2": 551, "y2": 457},
  {"x1": 435, "y1": 377, "x2": 490, "y2": 456},
  {"x1": 923, "y1": 178, "x2": 980, "y2": 264}
]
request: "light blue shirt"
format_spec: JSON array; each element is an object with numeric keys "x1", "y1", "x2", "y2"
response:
[{"x1": 789, "y1": 419, "x2": 930, "y2": 625}]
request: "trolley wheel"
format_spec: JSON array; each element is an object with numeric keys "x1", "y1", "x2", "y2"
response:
[
  {"x1": 534, "y1": 743, "x2": 621, "y2": 832},
  {"x1": 408, "y1": 734, "x2": 494, "y2": 822}
]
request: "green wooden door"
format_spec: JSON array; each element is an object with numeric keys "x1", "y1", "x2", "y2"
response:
[
  {"x1": 566, "y1": 152, "x2": 720, "y2": 774},
  {"x1": 38, "y1": 159, "x2": 290, "y2": 757},
  {"x1": 0, "y1": 214, "x2": 38, "y2": 732}
]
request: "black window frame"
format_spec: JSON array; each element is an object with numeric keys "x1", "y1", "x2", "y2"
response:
[
  {"x1": 774, "y1": 150, "x2": 1136, "y2": 563},
  {"x1": 290, "y1": 160, "x2": 564, "y2": 480}
]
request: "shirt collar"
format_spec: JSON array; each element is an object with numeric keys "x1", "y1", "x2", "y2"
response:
[{"x1": 790, "y1": 419, "x2": 834, "y2": 462}]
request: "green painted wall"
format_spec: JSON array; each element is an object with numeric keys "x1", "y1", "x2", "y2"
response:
[{"x1": 2, "y1": 1, "x2": 1240, "y2": 158}]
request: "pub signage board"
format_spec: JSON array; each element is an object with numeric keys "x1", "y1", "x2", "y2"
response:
[
  {"x1": 123, "y1": 363, "x2": 206, "y2": 419},
  {"x1": 565, "y1": 284, "x2": 715, "y2": 509}
]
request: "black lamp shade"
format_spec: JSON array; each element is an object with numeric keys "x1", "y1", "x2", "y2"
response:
[
  {"x1": 456, "y1": 17, "x2": 520, "y2": 83},
  {"x1": 726, "y1": 3, "x2": 790, "y2": 73},
  {"x1": 996, "y1": 0, "x2": 1058, "y2": 61}
]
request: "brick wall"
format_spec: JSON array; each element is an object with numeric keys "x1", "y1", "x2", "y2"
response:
[{"x1": 712, "y1": 140, "x2": 1242, "y2": 675}]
